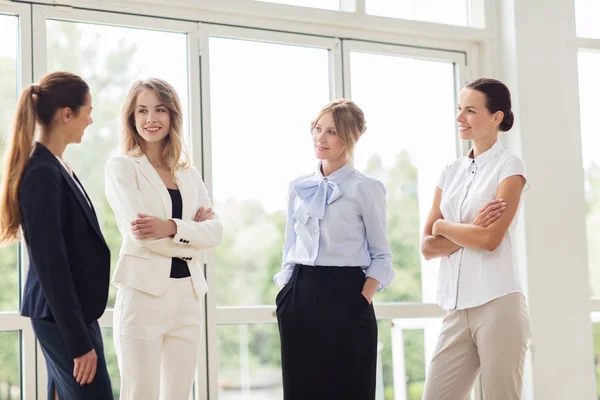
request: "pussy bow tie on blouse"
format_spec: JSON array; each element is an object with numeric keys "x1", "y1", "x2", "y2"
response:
[{"x1": 292, "y1": 177, "x2": 342, "y2": 224}]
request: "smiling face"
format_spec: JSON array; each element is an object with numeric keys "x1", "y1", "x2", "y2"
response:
[
  {"x1": 134, "y1": 88, "x2": 171, "y2": 145},
  {"x1": 312, "y1": 111, "x2": 348, "y2": 165},
  {"x1": 456, "y1": 88, "x2": 502, "y2": 141}
]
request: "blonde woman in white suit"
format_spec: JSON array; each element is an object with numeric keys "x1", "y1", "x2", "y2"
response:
[{"x1": 105, "y1": 78, "x2": 222, "y2": 400}]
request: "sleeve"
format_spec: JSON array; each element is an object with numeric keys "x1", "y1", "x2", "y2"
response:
[
  {"x1": 498, "y1": 156, "x2": 529, "y2": 192},
  {"x1": 436, "y1": 163, "x2": 450, "y2": 190},
  {"x1": 169, "y1": 167, "x2": 223, "y2": 250},
  {"x1": 361, "y1": 179, "x2": 395, "y2": 291},
  {"x1": 104, "y1": 156, "x2": 203, "y2": 262},
  {"x1": 273, "y1": 182, "x2": 297, "y2": 288},
  {"x1": 20, "y1": 165, "x2": 93, "y2": 358}
]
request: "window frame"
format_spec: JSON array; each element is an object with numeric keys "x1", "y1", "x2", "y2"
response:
[
  {"x1": 0, "y1": 4, "x2": 35, "y2": 399},
  {"x1": 0, "y1": 1, "x2": 487, "y2": 399}
]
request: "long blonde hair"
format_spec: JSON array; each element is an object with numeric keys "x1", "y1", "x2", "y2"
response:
[
  {"x1": 311, "y1": 99, "x2": 367, "y2": 157},
  {"x1": 121, "y1": 78, "x2": 190, "y2": 180},
  {"x1": 0, "y1": 72, "x2": 89, "y2": 244}
]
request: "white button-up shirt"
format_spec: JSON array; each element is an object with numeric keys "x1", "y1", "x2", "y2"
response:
[
  {"x1": 273, "y1": 162, "x2": 395, "y2": 291},
  {"x1": 437, "y1": 141, "x2": 528, "y2": 310},
  {"x1": 55, "y1": 156, "x2": 92, "y2": 208}
]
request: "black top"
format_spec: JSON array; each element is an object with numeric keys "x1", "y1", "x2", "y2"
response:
[
  {"x1": 168, "y1": 188, "x2": 191, "y2": 278},
  {"x1": 20, "y1": 143, "x2": 111, "y2": 358}
]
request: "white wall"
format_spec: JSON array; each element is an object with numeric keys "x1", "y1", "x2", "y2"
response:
[{"x1": 493, "y1": 0, "x2": 596, "y2": 398}]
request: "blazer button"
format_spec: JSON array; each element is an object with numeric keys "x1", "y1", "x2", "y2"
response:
[
  {"x1": 185, "y1": 240, "x2": 189, "y2": 243},
  {"x1": 179, "y1": 239, "x2": 184, "y2": 243}
]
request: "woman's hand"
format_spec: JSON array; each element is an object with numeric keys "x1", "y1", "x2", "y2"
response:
[
  {"x1": 472, "y1": 199, "x2": 506, "y2": 227},
  {"x1": 432, "y1": 219, "x2": 445, "y2": 236},
  {"x1": 194, "y1": 207, "x2": 214, "y2": 222},
  {"x1": 131, "y1": 213, "x2": 177, "y2": 240},
  {"x1": 433, "y1": 199, "x2": 506, "y2": 237},
  {"x1": 73, "y1": 348, "x2": 97, "y2": 386},
  {"x1": 361, "y1": 277, "x2": 379, "y2": 304}
]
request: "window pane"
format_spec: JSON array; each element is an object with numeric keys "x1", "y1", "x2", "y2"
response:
[
  {"x1": 0, "y1": 14, "x2": 20, "y2": 312},
  {"x1": 254, "y1": 0, "x2": 340, "y2": 11},
  {"x1": 377, "y1": 318, "x2": 441, "y2": 399},
  {"x1": 577, "y1": 51, "x2": 600, "y2": 297},
  {"x1": 349, "y1": 51, "x2": 458, "y2": 303},
  {"x1": 209, "y1": 37, "x2": 330, "y2": 306},
  {"x1": 45, "y1": 20, "x2": 190, "y2": 307},
  {"x1": 100, "y1": 328, "x2": 120, "y2": 399},
  {"x1": 576, "y1": 0, "x2": 600, "y2": 39},
  {"x1": 0, "y1": 331, "x2": 21, "y2": 400},
  {"x1": 218, "y1": 324, "x2": 282, "y2": 399},
  {"x1": 367, "y1": 0, "x2": 469, "y2": 27}
]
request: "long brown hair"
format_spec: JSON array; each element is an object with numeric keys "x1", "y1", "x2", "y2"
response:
[
  {"x1": 121, "y1": 78, "x2": 190, "y2": 181},
  {"x1": 0, "y1": 72, "x2": 89, "y2": 244}
]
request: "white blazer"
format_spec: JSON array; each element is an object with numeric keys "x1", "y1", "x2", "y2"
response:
[{"x1": 104, "y1": 154, "x2": 223, "y2": 297}]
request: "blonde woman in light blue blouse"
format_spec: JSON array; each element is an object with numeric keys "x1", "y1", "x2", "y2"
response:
[{"x1": 274, "y1": 99, "x2": 395, "y2": 400}]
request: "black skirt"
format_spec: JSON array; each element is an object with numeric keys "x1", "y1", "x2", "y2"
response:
[{"x1": 276, "y1": 264, "x2": 378, "y2": 400}]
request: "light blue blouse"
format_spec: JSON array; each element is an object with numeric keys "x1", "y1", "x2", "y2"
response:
[{"x1": 273, "y1": 162, "x2": 395, "y2": 291}]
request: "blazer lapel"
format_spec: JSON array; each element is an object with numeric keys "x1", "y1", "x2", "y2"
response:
[
  {"x1": 51, "y1": 158, "x2": 107, "y2": 246},
  {"x1": 133, "y1": 155, "x2": 172, "y2": 218},
  {"x1": 32, "y1": 143, "x2": 107, "y2": 245}
]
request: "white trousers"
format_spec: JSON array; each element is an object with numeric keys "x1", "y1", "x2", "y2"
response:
[
  {"x1": 423, "y1": 293, "x2": 531, "y2": 400},
  {"x1": 113, "y1": 277, "x2": 203, "y2": 400}
]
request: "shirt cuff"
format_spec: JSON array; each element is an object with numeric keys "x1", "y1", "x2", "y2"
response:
[
  {"x1": 365, "y1": 263, "x2": 395, "y2": 292},
  {"x1": 273, "y1": 269, "x2": 294, "y2": 288}
]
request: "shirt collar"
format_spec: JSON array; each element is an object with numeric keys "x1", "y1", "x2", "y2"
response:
[
  {"x1": 314, "y1": 160, "x2": 355, "y2": 186},
  {"x1": 464, "y1": 141, "x2": 504, "y2": 170}
]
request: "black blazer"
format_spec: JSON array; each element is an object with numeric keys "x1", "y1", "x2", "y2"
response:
[{"x1": 20, "y1": 143, "x2": 110, "y2": 358}]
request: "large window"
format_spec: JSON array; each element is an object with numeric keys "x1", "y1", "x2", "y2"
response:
[
  {"x1": 37, "y1": 8, "x2": 196, "y2": 398},
  {"x1": 343, "y1": 41, "x2": 461, "y2": 399},
  {"x1": 209, "y1": 36, "x2": 331, "y2": 308},
  {"x1": 206, "y1": 27, "x2": 466, "y2": 397},
  {"x1": 576, "y1": 0, "x2": 600, "y2": 39},
  {"x1": 208, "y1": 33, "x2": 334, "y2": 397},
  {"x1": 347, "y1": 46, "x2": 459, "y2": 304},
  {"x1": 1, "y1": 2, "x2": 478, "y2": 399},
  {"x1": 45, "y1": 18, "x2": 189, "y2": 311}
]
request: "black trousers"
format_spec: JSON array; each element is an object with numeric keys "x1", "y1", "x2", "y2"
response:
[
  {"x1": 31, "y1": 318, "x2": 113, "y2": 400},
  {"x1": 276, "y1": 264, "x2": 378, "y2": 400}
]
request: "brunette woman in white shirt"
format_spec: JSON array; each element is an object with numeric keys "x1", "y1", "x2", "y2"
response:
[{"x1": 421, "y1": 78, "x2": 530, "y2": 400}]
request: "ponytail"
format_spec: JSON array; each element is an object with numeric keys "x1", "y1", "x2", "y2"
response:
[
  {"x1": 0, "y1": 71, "x2": 89, "y2": 245},
  {"x1": 0, "y1": 85, "x2": 38, "y2": 244}
]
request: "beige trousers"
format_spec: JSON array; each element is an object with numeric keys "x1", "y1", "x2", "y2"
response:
[
  {"x1": 423, "y1": 293, "x2": 531, "y2": 400},
  {"x1": 113, "y1": 277, "x2": 203, "y2": 400}
]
